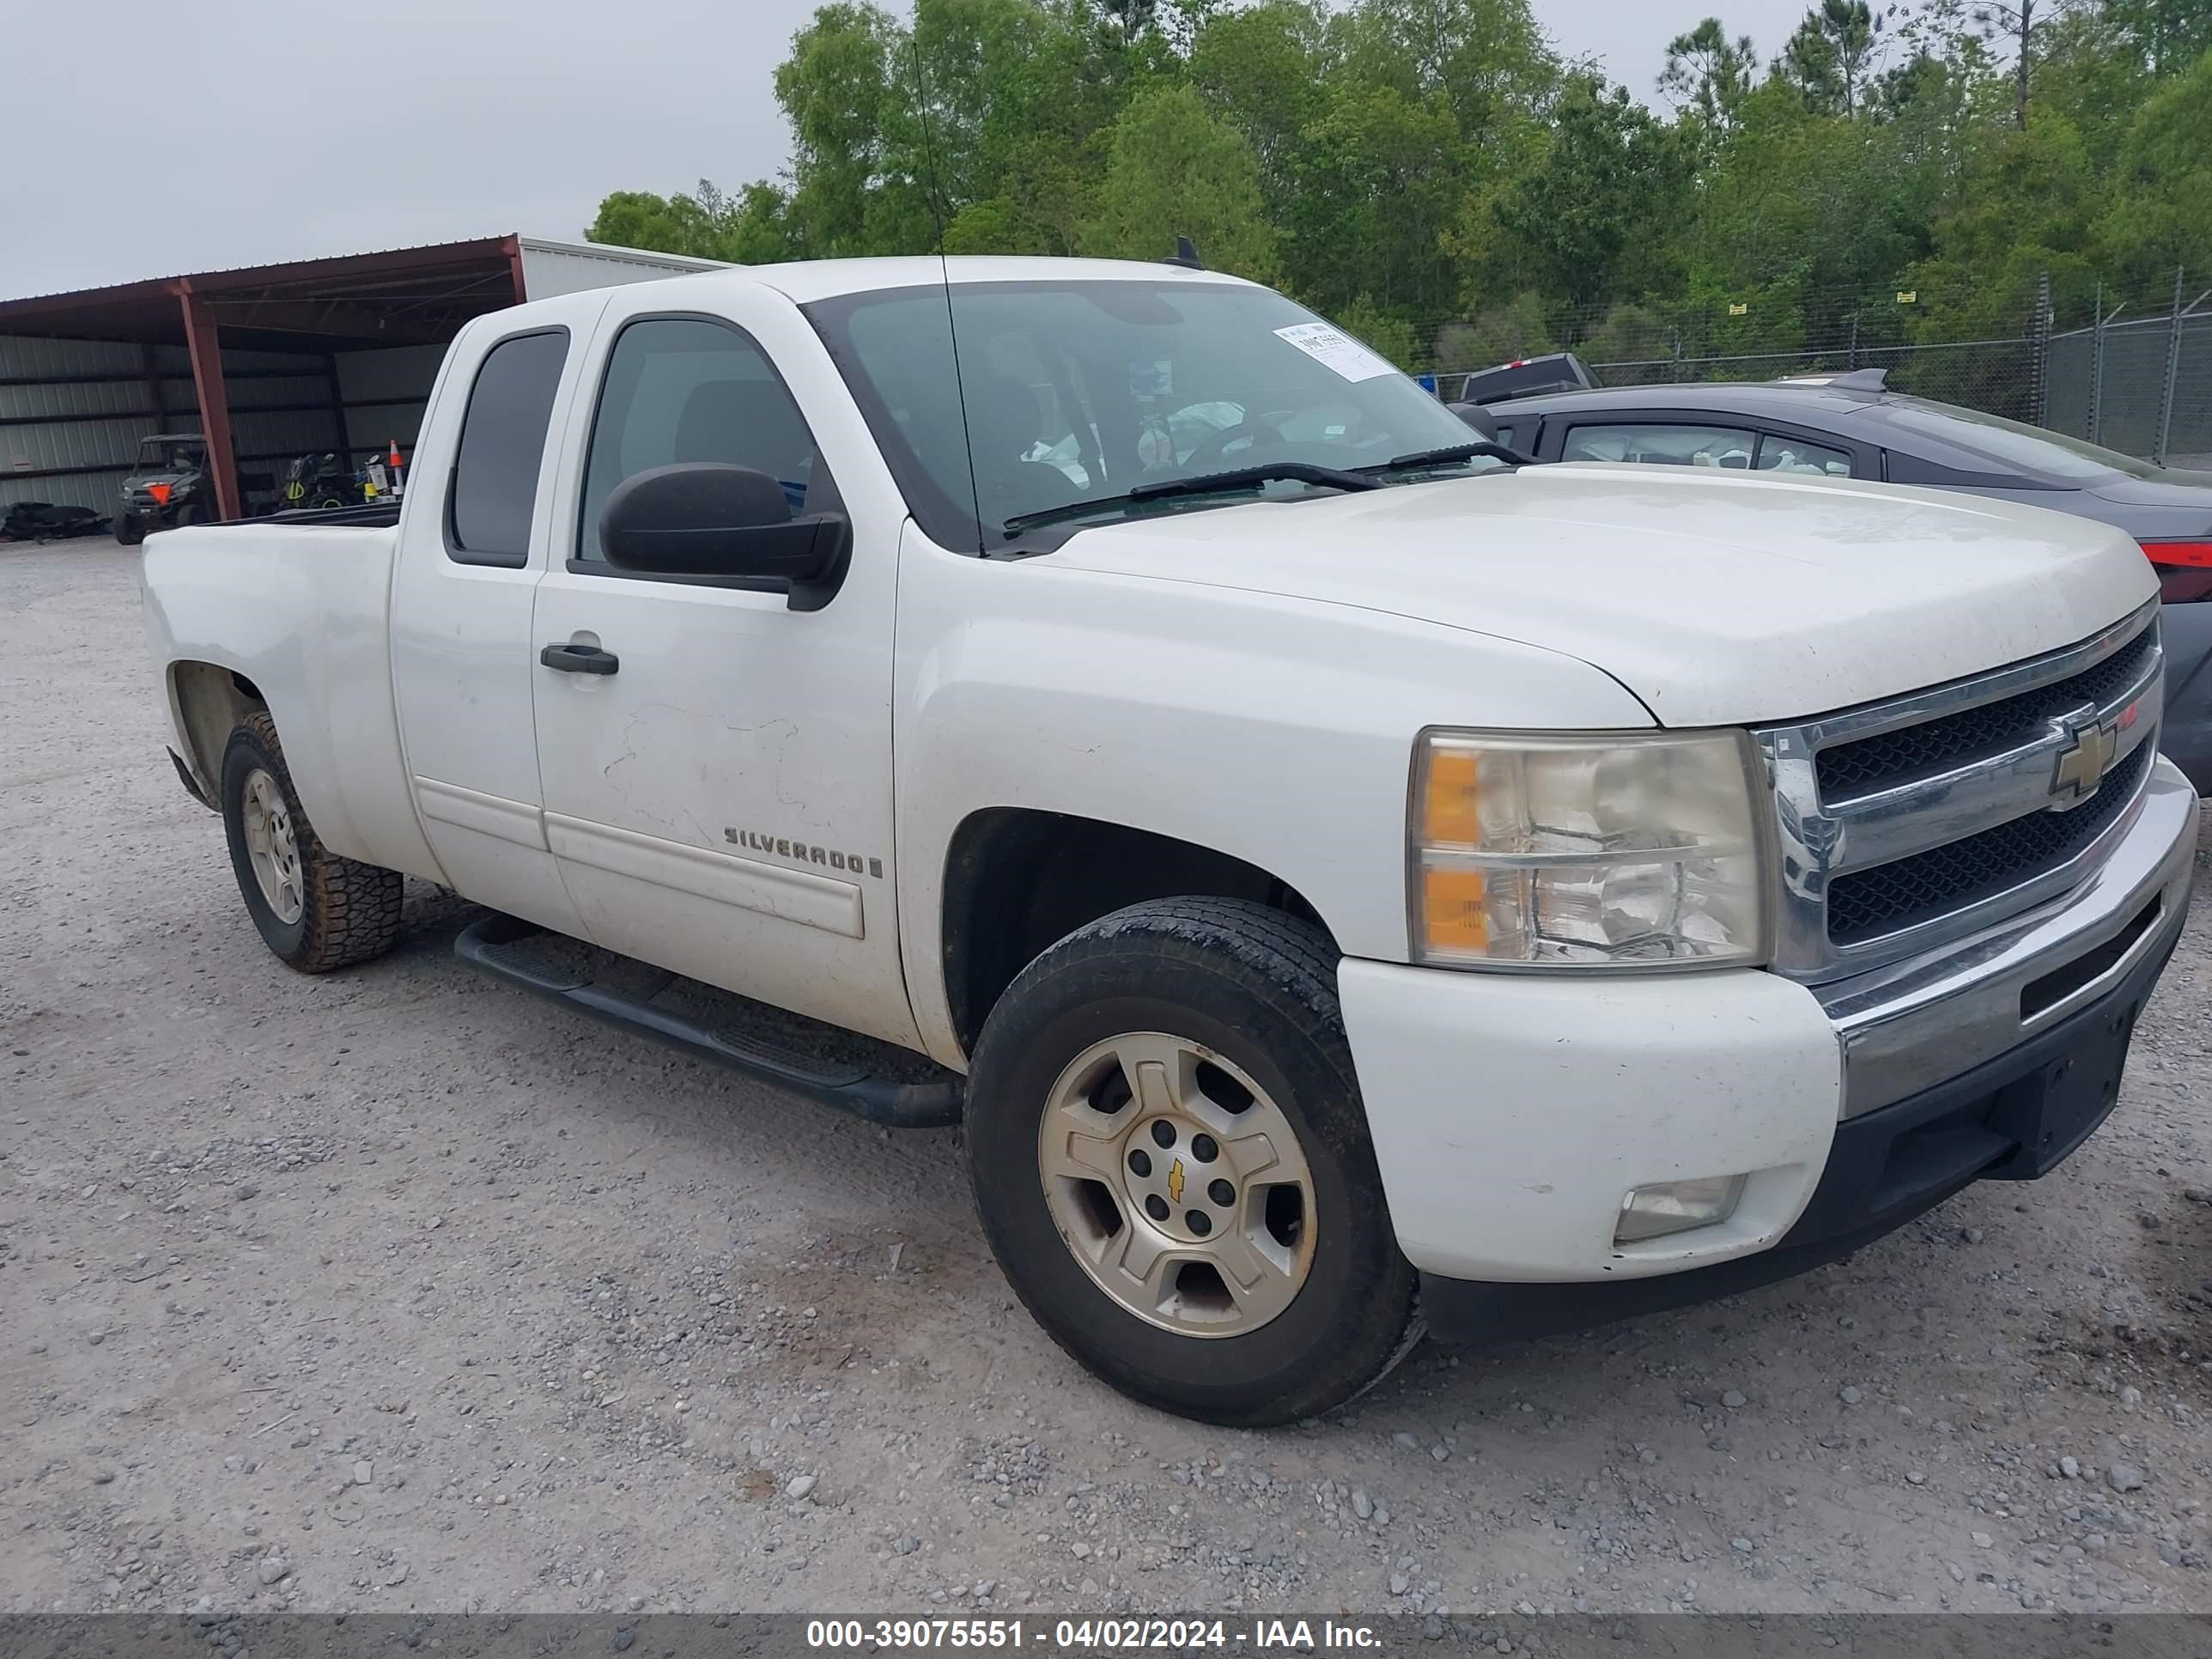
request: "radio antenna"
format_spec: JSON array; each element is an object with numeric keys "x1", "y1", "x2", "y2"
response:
[{"x1": 906, "y1": 32, "x2": 984, "y2": 550}]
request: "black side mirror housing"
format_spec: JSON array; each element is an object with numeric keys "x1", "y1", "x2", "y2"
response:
[{"x1": 599, "y1": 462, "x2": 850, "y2": 608}]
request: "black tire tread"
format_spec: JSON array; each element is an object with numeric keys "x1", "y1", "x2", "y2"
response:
[
  {"x1": 228, "y1": 712, "x2": 404, "y2": 973},
  {"x1": 968, "y1": 896, "x2": 1422, "y2": 1425}
]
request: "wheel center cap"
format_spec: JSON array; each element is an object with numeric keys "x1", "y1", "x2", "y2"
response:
[{"x1": 1122, "y1": 1115, "x2": 1234, "y2": 1243}]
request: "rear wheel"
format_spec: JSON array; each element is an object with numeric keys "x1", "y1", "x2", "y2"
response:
[
  {"x1": 220, "y1": 712, "x2": 404, "y2": 972},
  {"x1": 964, "y1": 898, "x2": 1420, "y2": 1426}
]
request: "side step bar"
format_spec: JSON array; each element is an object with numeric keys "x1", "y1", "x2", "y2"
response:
[{"x1": 453, "y1": 913, "x2": 963, "y2": 1128}]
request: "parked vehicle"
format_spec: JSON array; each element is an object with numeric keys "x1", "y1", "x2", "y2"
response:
[
  {"x1": 141, "y1": 258, "x2": 2196, "y2": 1425},
  {"x1": 114, "y1": 434, "x2": 216, "y2": 545},
  {"x1": 279, "y1": 453, "x2": 363, "y2": 512},
  {"x1": 1457, "y1": 369, "x2": 2212, "y2": 793}
]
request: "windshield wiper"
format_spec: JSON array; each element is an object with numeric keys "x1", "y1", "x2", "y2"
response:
[
  {"x1": 1367, "y1": 440, "x2": 1536, "y2": 473},
  {"x1": 1001, "y1": 461, "x2": 1379, "y2": 537}
]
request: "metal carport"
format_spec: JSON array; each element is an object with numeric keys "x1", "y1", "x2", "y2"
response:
[{"x1": 0, "y1": 235, "x2": 724, "y2": 522}]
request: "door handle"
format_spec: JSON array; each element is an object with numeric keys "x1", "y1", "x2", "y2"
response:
[{"x1": 540, "y1": 641, "x2": 619, "y2": 676}]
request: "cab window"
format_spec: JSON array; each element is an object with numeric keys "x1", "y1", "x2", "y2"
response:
[
  {"x1": 576, "y1": 317, "x2": 824, "y2": 568},
  {"x1": 447, "y1": 328, "x2": 569, "y2": 567}
]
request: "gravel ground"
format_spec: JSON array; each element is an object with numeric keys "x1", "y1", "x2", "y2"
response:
[{"x1": 4, "y1": 539, "x2": 2210, "y2": 1621}]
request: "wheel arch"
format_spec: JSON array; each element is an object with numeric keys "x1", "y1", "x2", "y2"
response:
[
  {"x1": 939, "y1": 807, "x2": 1333, "y2": 1058},
  {"x1": 168, "y1": 660, "x2": 268, "y2": 804}
]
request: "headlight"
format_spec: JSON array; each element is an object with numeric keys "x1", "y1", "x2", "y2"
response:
[{"x1": 1408, "y1": 728, "x2": 1767, "y2": 969}]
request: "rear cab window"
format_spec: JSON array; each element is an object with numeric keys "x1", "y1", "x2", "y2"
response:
[{"x1": 447, "y1": 329, "x2": 569, "y2": 567}]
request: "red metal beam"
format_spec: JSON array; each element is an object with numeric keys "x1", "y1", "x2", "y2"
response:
[
  {"x1": 502, "y1": 233, "x2": 529, "y2": 307},
  {"x1": 177, "y1": 282, "x2": 242, "y2": 522}
]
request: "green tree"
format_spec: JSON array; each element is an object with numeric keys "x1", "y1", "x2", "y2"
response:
[
  {"x1": 1659, "y1": 17, "x2": 1760, "y2": 137},
  {"x1": 2103, "y1": 0, "x2": 2212, "y2": 73},
  {"x1": 586, "y1": 180, "x2": 795, "y2": 264},
  {"x1": 1906, "y1": 112, "x2": 2103, "y2": 336},
  {"x1": 1188, "y1": 0, "x2": 1331, "y2": 201},
  {"x1": 1778, "y1": 1, "x2": 1893, "y2": 117},
  {"x1": 1431, "y1": 294, "x2": 1554, "y2": 369},
  {"x1": 1490, "y1": 76, "x2": 1689, "y2": 321},
  {"x1": 1079, "y1": 82, "x2": 1282, "y2": 282},
  {"x1": 1285, "y1": 83, "x2": 1464, "y2": 319},
  {"x1": 1334, "y1": 294, "x2": 1421, "y2": 368},
  {"x1": 2093, "y1": 45, "x2": 2212, "y2": 285}
]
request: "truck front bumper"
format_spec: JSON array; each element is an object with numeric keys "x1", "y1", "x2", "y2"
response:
[{"x1": 1338, "y1": 756, "x2": 2198, "y2": 1341}]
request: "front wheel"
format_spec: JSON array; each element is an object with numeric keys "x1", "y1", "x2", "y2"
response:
[
  {"x1": 114, "y1": 510, "x2": 145, "y2": 546},
  {"x1": 965, "y1": 898, "x2": 1420, "y2": 1426},
  {"x1": 219, "y1": 712, "x2": 404, "y2": 972}
]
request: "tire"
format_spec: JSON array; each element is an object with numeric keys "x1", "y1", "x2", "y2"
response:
[
  {"x1": 965, "y1": 897, "x2": 1421, "y2": 1426},
  {"x1": 219, "y1": 711, "x2": 404, "y2": 973},
  {"x1": 114, "y1": 510, "x2": 145, "y2": 546}
]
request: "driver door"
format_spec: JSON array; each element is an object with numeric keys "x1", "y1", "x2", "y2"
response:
[{"x1": 527, "y1": 284, "x2": 920, "y2": 1049}]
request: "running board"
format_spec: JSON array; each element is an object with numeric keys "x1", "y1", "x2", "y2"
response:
[{"x1": 453, "y1": 914, "x2": 963, "y2": 1128}]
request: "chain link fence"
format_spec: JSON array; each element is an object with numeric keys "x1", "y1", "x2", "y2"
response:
[{"x1": 1419, "y1": 270, "x2": 2210, "y2": 470}]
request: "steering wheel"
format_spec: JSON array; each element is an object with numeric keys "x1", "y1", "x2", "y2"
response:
[{"x1": 1180, "y1": 416, "x2": 1289, "y2": 472}]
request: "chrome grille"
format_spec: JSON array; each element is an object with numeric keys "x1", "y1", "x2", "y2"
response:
[
  {"x1": 1816, "y1": 626, "x2": 2160, "y2": 800},
  {"x1": 1826, "y1": 738, "x2": 2153, "y2": 945},
  {"x1": 1756, "y1": 600, "x2": 2164, "y2": 982}
]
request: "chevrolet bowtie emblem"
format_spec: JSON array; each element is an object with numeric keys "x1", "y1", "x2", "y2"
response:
[
  {"x1": 2051, "y1": 717, "x2": 2117, "y2": 806},
  {"x1": 1167, "y1": 1158, "x2": 1185, "y2": 1204}
]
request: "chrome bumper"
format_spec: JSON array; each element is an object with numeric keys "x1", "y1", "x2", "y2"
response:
[{"x1": 1816, "y1": 755, "x2": 2198, "y2": 1118}]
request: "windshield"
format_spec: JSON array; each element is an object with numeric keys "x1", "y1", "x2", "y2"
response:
[
  {"x1": 137, "y1": 439, "x2": 204, "y2": 471},
  {"x1": 805, "y1": 279, "x2": 1483, "y2": 550},
  {"x1": 1882, "y1": 398, "x2": 2160, "y2": 481}
]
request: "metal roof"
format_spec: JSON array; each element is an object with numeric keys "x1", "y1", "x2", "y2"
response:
[{"x1": 0, "y1": 235, "x2": 725, "y2": 355}]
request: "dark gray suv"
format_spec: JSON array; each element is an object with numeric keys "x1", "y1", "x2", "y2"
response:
[{"x1": 1467, "y1": 373, "x2": 2212, "y2": 793}]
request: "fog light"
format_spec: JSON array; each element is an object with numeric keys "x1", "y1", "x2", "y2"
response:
[{"x1": 1615, "y1": 1175, "x2": 1747, "y2": 1244}]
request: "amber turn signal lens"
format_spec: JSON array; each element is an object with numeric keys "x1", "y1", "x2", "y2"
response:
[
  {"x1": 1420, "y1": 866, "x2": 1487, "y2": 951},
  {"x1": 1422, "y1": 745, "x2": 1481, "y2": 845}
]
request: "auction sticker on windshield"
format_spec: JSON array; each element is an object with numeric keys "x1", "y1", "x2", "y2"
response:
[{"x1": 1273, "y1": 322, "x2": 1395, "y2": 382}]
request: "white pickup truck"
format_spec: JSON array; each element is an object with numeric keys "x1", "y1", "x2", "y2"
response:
[{"x1": 143, "y1": 256, "x2": 2197, "y2": 1425}]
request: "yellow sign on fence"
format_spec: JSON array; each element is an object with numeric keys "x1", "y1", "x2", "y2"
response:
[
  {"x1": 1728, "y1": 302, "x2": 1748, "y2": 316},
  {"x1": 1897, "y1": 289, "x2": 1917, "y2": 304}
]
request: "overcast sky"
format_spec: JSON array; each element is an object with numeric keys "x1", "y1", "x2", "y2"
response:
[{"x1": 4, "y1": 0, "x2": 1817, "y2": 300}]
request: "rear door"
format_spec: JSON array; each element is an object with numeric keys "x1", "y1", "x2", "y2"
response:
[
  {"x1": 390, "y1": 293, "x2": 611, "y2": 936},
  {"x1": 526, "y1": 283, "x2": 920, "y2": 1048}
]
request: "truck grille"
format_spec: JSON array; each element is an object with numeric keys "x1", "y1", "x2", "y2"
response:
[
  {"x1": 1816, "y1": 625, "x2": 2159, "y2": 800},
  {"x1": 1826, "y1": 738, "x2": 2153, "y2": 945},
  {"x1": 1757, "y1": 603, "x2": 2164, "y2": 980}
]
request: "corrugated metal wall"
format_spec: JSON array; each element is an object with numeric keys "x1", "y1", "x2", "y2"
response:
[
  {"x1": 3, "y1": 336, "x2": 190, "y2": 513},
  {"x1": 0, "y1": 337, "x2": 353, "y2": 514},
  {"x1": 334, "y1": 342, "x2": 446, "y2": 460}
]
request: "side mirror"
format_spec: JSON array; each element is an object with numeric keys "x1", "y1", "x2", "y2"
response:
[{"x1": 599, "y1": 462, "x2": 849, "y2": 603}]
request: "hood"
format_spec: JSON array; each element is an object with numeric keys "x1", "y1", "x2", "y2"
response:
[{"x1": 1044, "y1": 463, "x2": 2157, "y2": 727}]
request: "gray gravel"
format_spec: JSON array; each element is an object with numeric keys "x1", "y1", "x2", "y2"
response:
[{"x1": 4, "y1": 542, "x2": 2211, "y2": 1617}]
